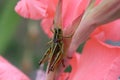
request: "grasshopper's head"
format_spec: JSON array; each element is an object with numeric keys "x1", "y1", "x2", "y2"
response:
[
  {"x1": 53, "y1": 27, "x2": 63, "y2": 42},
  {"x1": 55, "y1": 27, "x2": 62, "y2": 34}
]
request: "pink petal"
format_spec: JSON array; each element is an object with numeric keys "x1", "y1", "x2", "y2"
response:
[
  {"x1": 58, "y1": 53, "x2": 81, "y2": 80},
  {"x1": 15, "y1": 0, "x2": 47, "y2": 20},
  {"x1": 69, "y1": 53, "x2": 81, "y2": 80},
  {"x1": 91, "y1": 19, "x2": 120, "y2": 43},
  {"x1": 62, "y1": 0, "x2": 90, "y2": 28},
  {"x1": 46, "y1": 0, "x2": 59, "y2": 18},
  {"x1": 70, "y1": 20, "x2": 120, "y2": 80},
  {"x1": 104, "y1": 56, "x2": 120, "y2": 80},
  {"x1": 58, "y1": 72, "x2": 70, "y2": 80},
  {"x1": 39, "y1": 0, "x2": 59, "y2": 37},
  {"x1": 72, "y1": 41, "x2": 120, "y2": 80},
  {"x1": 0, "y1": 56, "x2": 30, "y2": 80},
  {"x1": 41, "y1": 18, "x2": 53, "y2": 38}
]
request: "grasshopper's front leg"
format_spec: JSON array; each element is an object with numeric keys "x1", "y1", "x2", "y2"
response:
[{"x1": 39, "y1": 47, "x2": 51, "y2": 65}]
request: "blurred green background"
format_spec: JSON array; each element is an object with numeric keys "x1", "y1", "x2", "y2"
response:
[
  {"x1": 0, "y1": 0, "x2": 49, "y2": 79},
  {"x1": 0, "y1": 0, "x2": 84, "y2": 79}
]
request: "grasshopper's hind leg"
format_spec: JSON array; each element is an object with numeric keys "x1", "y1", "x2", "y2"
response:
[
  {"x1": 49, "y1": 50, "x2": 64, "y2": 71},
  {"x1": 49, "y1": 44, "x2": 64, "y2": 71},
  {"x1": 39, "y1": 47, "x2": 51, "y2": 65}
]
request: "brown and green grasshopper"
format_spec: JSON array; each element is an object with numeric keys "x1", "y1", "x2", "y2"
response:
[{"x1": 39, "y1": 26, "x2": 65, "y2": 72}]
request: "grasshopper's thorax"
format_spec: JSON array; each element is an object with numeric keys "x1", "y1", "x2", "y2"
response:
[{"x1": 53, "y1": 27, "x2": 63, "y2": 43}]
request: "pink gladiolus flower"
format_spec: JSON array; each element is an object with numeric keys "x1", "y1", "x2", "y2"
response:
[
  {"x1": 15, "y1": 0, "x2": 89, "y2": 37},
  {"x1": 59, "y1": 19, "x2": 120, "y2": 80},
  {"x1": 68, "y1": 0, "x2": 120, "y2": 56},
  {"x1": 15, "y1": 0, "x2": 120, "y2": 80},
  {"x1": 0, "y1": 56, "x2": 30, "y2": 80},
  {"x1": 15, "y1": 0, "x2": 89, "y2": 78},
  {"x1": 15, "y1": 0, "x2": 47, "y2": 20}
]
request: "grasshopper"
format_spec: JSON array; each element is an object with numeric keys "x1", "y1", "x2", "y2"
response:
[{"x1": 39, "y1": 27, "x2": 65, "y2": 72}]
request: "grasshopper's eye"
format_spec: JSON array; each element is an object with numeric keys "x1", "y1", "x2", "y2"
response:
[
  {"x1": 58, "y1": 28, "x2": 62, "y2": 33},
  {"x1": 58, "y1": 29, "x2": 61, "y2": 32},
  {"x1": 55, "y1": 31, "x2": 57, "y2": 34}
]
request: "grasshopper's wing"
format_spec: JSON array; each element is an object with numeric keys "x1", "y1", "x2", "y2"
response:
[
  {"x1": 50, "y1": 50, "x2": 63, "y2": 71},
  {"x1": 39, "y1": 47, "x2": 51, "y2": 65},
  {"x1": 48, "y1": 43, "x2": 58, "y2": 72},
  {"x1": 49, "y1": 43, "x2": 64, "y2": 71},
  {"x1": 47, "y1": 43, "x2": 58, "y2": 72}
]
